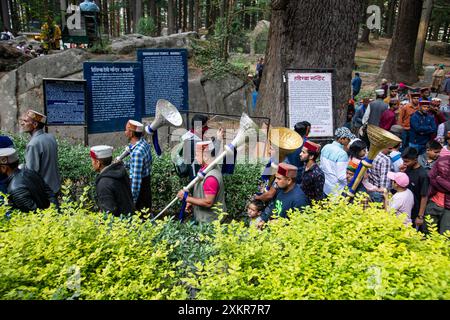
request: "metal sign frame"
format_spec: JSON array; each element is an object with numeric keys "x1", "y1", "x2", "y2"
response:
[
  {"x1": 43, "y1": 78, "x2": 88, "y2": 145},
  {"x1": 284, "y1": 68, "x2": 336, "y2": 142}
]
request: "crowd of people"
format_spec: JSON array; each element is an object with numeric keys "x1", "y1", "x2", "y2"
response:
[{"x1": 1, "y1": 69, "x2": 449, "y2": 235}]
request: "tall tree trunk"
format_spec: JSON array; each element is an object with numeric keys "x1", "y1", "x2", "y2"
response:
[
  {"x1": 243, "y1": 0, "x2": 250, "y2": 30},
  {"x1": 9, "y1": 0, "x2": 20, "y2": 34},
  {"x1": 359, "y1": 0, "x2": 370, "y2": 44},
  {"x1": 385, "y1": 0, "x2": 398, "y2": 38},
  {"x1": 148, "y1": 0, "x2": 157, "y2": 35},
  {"x1": 414, "y1": 0, "x2": 433, "y2": 73},
  {"x1": 182, "y1": 0, "x2": 187, "y2": 31},
  {"x1": 1, "y1": 0, "x2": 11, "y2": 31},
  {"x1": 205, "y1": 0, "x2": 211, "y2": 30},
  {"x1": 135, "y1": 0, "x2": 143, "y2": 33},
  {"x1": 256, "y1": 0, "x2": 364, "y2": 127},
  {"x1": 431, "y1": 21, "x2": 440, "y2": 41},
  {"x1": 177, "y1": 0, "x2": 182, "y2": 32},
  {"x1": 126, "y1": 1, "x2": 132, "y2": 34},
  {"x1": 379, "y1": 0, "x2": 423, "y2": 84},
  {"x1": 102, "y1": 0, "x2": 109, "y2": 37},
  {"x1": 194, "y1": 0, "x2": 200, "y2": 32},
  {"x1": 188, "y1": 0, "x2": 194, "y2": 31},
  {"x1": 442, "y1": 22, "x2": 449, "y2": 42},
  {"x1": 168, "y1": 0, "x2": 176, "y2": 34}
]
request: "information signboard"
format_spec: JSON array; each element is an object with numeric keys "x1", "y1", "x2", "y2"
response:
[
  {"x1": 83, "y1": 62, "x2": 142, "y2": 134},
  {"x1": 286, "y1": 70, "x2": 334, "y2": 138},
  {"x1": 43, "y1": 78, "x2": 87, "y2": 126},
  {"x1": 137, "y1": 49, "x2": 189, "y2": 117}
]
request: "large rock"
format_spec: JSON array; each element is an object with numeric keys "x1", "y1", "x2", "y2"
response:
[
  {"x1": 0, "y1": 43, "x2": 33, "y2": 72},
  {"x1": 425, "y1": 41, "x2": 450, "y2": 57},
  {"x1": 0, "y1": 70, "x2": 18, "y2": 132},
  {"x1": 16, "y1": 48, "x2": 91, "y2": 95},
  {"x1": 111, "y1": 32, "x2": 198, "y2": 55},
  {"x1": 0, "y1": 45, "x2": 254, "y2": 148}
]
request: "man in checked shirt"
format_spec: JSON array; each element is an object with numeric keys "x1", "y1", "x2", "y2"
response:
[
  {"x1": 367, "y1": 148, "x2": 392, "y2": 203},
  {"x1": 124, "y1": 120, "x2": 152, "y2": 212}
]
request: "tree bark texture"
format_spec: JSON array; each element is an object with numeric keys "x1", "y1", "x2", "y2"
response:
[
  {"x1": 256, "y1": 0, "x2": 364, "y2": 128},
  {"x1": 1, "y1": 0, "x2": 11, "y2": 30},
  {"x1": 385, "y1": 0, "x2": 398, "y2": 38},
  {"x1": 379, "y1": 0, "x2": 423, "y2": 84},
  {"x1": 414, "y1": 0, "x2": 433, "y2": 73},
  {"x1": 168, "y1": 0, "x2": 176, "y2": 34}
]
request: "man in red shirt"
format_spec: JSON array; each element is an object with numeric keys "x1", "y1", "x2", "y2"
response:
[
  {"x1": 177, "y1": 141, "x2": 226, "y2": 223},
  {"x1": 379, "y1": 98, "x2": 399, "y2": 131}
]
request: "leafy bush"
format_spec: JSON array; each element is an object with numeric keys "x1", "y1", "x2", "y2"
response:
[
  {"x1": 0, "y1": 201, "x2": 188, "y2": 300},
  {"x1": 137, "y1": 16, "x2": 156, "y2": 36},
  {"x1": 186, "y1": 195, "x2": 450, "y2": 300}
]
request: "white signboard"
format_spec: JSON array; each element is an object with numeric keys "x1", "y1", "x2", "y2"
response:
[{"x1": 287, "y1": 72, "x2": 334, "y2": 137}]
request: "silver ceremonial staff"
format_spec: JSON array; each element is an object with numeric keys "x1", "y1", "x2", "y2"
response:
[{"x1": 151, "y1": 112, "x2": 260, "y2": 221}]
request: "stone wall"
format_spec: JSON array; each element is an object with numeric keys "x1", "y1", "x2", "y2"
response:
[{"x1": 0, "y1": 34, "x2": 255, "y2": 149}]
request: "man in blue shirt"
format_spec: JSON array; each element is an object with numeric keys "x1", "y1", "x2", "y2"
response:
[
  {"x1": 285, "y1": 121, "x2": 310, "y2": 184},
  {"x1": 351, "y1": 72, "x2": 362, "y2": 99},
  {"x1": 409, "y1": 100, "x2": 437, "y2": 155},
  {"x1": 259, "y1": 163, "x2": 308, "y2": 227},
  {"x1": 124, "y1": 120, "x2": 152, "y2": 212}
]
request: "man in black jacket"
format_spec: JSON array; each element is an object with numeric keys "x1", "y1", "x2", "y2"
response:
[
  {"x1": 0, "y1": 148, "x2": 57, "y2": 212},
  {"x1": 90, "y1": 145, "x2": 134, "y2": 217}
]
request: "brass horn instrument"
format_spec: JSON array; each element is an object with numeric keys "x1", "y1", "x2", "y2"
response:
[
  {"x1": 347, "y1": 124, "x2": 401, "y2": 197},
  {"x1": 263, "y1": 127, "x2": 303, "y2": 188}
]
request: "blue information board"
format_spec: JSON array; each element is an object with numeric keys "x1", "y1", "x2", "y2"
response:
[
  {"x1": 43, "y1": 79, "x2": 87, "y2": 125},
  {"x1": 137, "y1": 49, "x2": 189, "y2": 117},
  {"x1": 84, "y1": 62, "x2": 142, "y2": 134}
]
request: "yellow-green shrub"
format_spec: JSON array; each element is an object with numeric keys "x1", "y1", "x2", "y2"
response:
[
  {"x1": 186, "y1": 195, "x2": 450, "y2": 300},
  {"x1": 0, "y1": 199, "x2": 188, "y2": 300}
]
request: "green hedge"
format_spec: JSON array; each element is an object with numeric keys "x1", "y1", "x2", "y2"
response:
[
  {"x1": 1, "y1": 132, "x2": 263, "y2": 220},
  {"x1": 187, "y1": 195, "x2": 450, "y2": 299},
  {"x1": 1, "y1": 195, "x2": 449, "y2": 300}
]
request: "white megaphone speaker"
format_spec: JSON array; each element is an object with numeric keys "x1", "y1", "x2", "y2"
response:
[
  {"x1": 145, "y1": 99, "x2": 183, "y2": 135},
  {"x1": 145, "y1": 99, "x2": 183, "y2": 156},
  {"x1": 115, "y1": 99, "x2": 183, "y2": 162}
]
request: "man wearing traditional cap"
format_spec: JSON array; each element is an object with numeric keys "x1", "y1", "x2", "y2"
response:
[
  {"x1": 379, "y1": 98, "x2": 399, "y2": 131},
  {"x1": 299, "y1": 140, "x2": 325, "y2": 204},
  {"x1": 320, "y1": 127, "x2": 354, "y2": 196},
  {"x1": 419, "y1": 87, "x2": 431, "y2": 102},
  {"x1": 90, "y1": 145, "x2": 134, "y2": 217},
  {"x1": 285, "y1": 121, "x2": 311, "y2": 184},
  {"x1": 362, "y1": 89, "x2": 389, "y2": 128},
  {"x1": 398, "y1": 92, "x2": 420, "y2": 150},
  {"x1": 409, "y1": 100, "x2": 437, "y2": 155},
  {"x1": 384, "y1": 84, "x2": 399, "y2": 105},
  {"x1": 124, "y1": 120, "x2": 152, "y2": 212},
  {"x1": 0, "y1": 148, "x2": 57, "y2": 212},
  {"x1": 0, "y1": 135, "x2": 14, "y2": 195},
  {"x1": 259, "y1": 163, "x2": 308, "y2": 225},
  {"x1": 20, "y1": 109, "x2": 61, "y2": 196},
  {"x1": 177, "y1": 141, "x2": 226, "y2": 223}
]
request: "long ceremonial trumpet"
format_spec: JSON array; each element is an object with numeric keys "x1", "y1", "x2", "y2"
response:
[
  {"x1": 152, "y1": 112, "x2": 259, "y2": 221},
  {"x1": 115, "y1": 99, "x2": 183, "y2": 161},
  {"x1": 347, "y1": 125, "x2": 401, "y2": 196},
  {"x1": 261, "y1": 127, "x2": 303, "y2": 191}
]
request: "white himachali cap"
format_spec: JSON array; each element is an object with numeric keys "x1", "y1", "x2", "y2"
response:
[
  {"x1": 90, "y1": 145, "x2": 114, "y2": 159},
  {"x1": 375, "y1": 89, "x2": 385, "y2": 95},
  {"x1": 0, "y1": 148, "x2": 19, "y2": 164},
  {"x1": 127, "y1": 120, "x2": 144, "y2": 132}
]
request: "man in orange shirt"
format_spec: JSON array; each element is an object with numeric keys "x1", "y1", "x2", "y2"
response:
[
  {"x1": 398, "y1": 92, "x2": 420, "y2": 150},
  {"x1": 398, "y1": 92, "x2": 420, "y2": 151}
]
